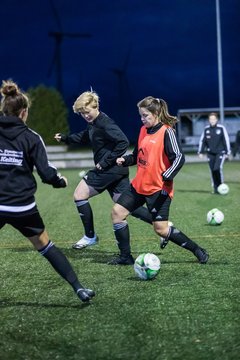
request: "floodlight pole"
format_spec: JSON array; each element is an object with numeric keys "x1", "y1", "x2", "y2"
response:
[{"x1": 216, "y1": 0, "x2": 224, "y2": 123}]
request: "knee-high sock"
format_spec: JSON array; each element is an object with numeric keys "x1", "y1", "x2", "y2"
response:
[
  {"x1": 113, "y1": 221, "x2": 131, "y2": 256},
  {"x1": 167, "y1": 226, "x2": 199, "y2": 253},
  {"x1": 39, "y1": 241, "x2": 83, "y2": 292},
  {"x1": 131, "y1": 206, "x2": 152, "y2": 224},
  {"x1": 75, "y1": 200, "x2": 95, "y2": 238}
]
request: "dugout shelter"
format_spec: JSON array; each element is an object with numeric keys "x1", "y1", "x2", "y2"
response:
[{"x1": 177, "y1": 107, "x2": 240, "y2": 151}]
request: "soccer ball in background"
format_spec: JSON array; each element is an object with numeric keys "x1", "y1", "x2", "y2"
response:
[
  {"x1": 207, "y1": 208, "x2": 224, "y2": 225},
  {"x1": 217, "y1": 183, "x2": 229, "y2": 195},
  {"x1": 134, "y1": 253, "x2": 161, "y2": 280},
  {"x1": 79, "y1": 170, "x2": 86, "y2": 178}
]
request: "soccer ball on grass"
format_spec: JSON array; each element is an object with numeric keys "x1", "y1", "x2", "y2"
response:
[
  {"x1": 217, "y1": 183, "x2": 229, "y2": 195},
  {"x1": 134, "y1": 253, "x2": 161, "y2": 280},
  {"x1": 207, "y1": 208, "x2": 224, "y2": 225}
]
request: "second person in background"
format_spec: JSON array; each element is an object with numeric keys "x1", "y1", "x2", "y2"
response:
[
  {"x1": 198, "y1": 112, "x2": 231, "y2": 194},
  {"x1": 54, "y1": 90, "x2": 153, "y2": 251}
]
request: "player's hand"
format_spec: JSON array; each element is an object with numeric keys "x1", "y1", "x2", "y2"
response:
[
  {"x1": 163, "y1": 179, "x2": 173, "y2": 186},
  {"x1": 116, "y1": 157, "x2": 125, "y2": 166},
  {"x1": 54, "y1": 133, "x2": 61, "y2": 142},
  {"x1": 198, "y1": 153, "x2": 204, "y2": 158},
  {"x1": 96, "y1": 163, "x2": 102, "y2": 170},
  {"x1": 61, "y1": 176, "x2": 68, "y2": 186}
]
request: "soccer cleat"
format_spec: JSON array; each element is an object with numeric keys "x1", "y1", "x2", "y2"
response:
[
  {"x1": 72, "y1": 235, "x2": 99, "y2": 250},
  {"x1": 160, "y1": 236, "x2": 169, "y2": 249},
  {"x1": 211, "y1": 187, "x2": 219, "y2": 194},
  {"x1": 108, "y1": 254, "x2": 135, "y2": 265},
  {"x1": 194, "y1": 247, "x2": 209, "y2": 264},
  {"x1": 77, "y1": 288, "x2": 95, "y2": 302}
]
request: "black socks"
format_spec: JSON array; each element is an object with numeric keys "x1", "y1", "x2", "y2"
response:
[
  {"x1": 39, "y1": 241, "x2": 83, "y2": 292},
  {"x1": 113, "y1": 221, "x2": 131, "y2": 257},
  {"x1": 168, "y1": 226, "x2": 199, "y2": 253},
  {"x1": 75, "y1": 200, "x2": 95, "y2": 238}
]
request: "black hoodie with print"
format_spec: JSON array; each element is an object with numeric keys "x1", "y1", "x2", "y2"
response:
[{"x1": 0, "y1": 115, "x2": 65, "y2": 213}]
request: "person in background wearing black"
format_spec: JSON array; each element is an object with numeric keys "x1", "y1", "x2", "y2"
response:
[
  {"x1": 198, "y1": 112, "x2": 231, "y2": 194},
  {"x1": 0, "y1": 79, "x2": 95, "y2": 303},
  {"x1": 55, "y1": 90, "x2": 154, "y2": 250}
]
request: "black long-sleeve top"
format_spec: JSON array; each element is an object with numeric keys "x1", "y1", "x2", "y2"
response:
[
  {"x1": 198, "y1": 124, "x2": 231, "y2": 155},
  {"x1": 60, "y1": 111, "x2": 129, "y2": 175}
]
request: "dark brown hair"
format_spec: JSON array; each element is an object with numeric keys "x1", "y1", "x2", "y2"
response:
[
  {"x1": 137, "y1": 96, "x2": 178, "y2": 127},
  {"x1": 0, "y1": 80, "x2": 30, "y2": 116},
  {"x1": 208, "y1": 112, "x2": 218, "y2": 119}
]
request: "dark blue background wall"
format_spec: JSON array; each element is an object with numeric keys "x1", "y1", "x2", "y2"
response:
[{"x1": 1, "y1": 0, "x2": 239, "y2": 141}]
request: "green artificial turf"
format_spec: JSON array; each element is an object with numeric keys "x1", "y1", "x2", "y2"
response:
[{"x1": 0, "y1": 161, "x2": 239, "y2": 360}]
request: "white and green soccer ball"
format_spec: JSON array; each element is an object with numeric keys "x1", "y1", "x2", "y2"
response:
[
  {"x1": 207, "y1": 208, "x2": 224, "y2": 225},
  {"x1": 217, "y1": 183, "x2": 229, "y2": 195},
  {"x1": 134, "y1": 253, "x2": 161, "y2": 280}
]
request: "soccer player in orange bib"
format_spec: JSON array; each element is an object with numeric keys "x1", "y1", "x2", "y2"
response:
[{"x1": 110, "y1": 96, "x2": 209, "y2": 265}]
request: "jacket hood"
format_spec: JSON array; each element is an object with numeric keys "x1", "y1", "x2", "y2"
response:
[{"x1": 0, "y1": 115, "x2": 28, "y2": 140}]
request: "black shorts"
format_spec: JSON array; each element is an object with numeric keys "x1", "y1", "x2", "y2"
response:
[
  {"x1": 116, "y1": 185, "x2": 171, "y2": 221},
  {"x1": 84, "y1": 169, "x2": 130, "y2": 198},
  {"x1": 0, "y1": 208, "x2": 45, "y2": 237}
]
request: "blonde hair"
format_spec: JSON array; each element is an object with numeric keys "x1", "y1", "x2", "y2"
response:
[
  {"x1": 0, "y1": 79, "x2": 30, "y2": 116},
  {"x1": 137, "y1": 96, "x2": 177, "y2": 127},
  {"x1": 73, "y1": 91, "x2": 99, "y2": 113}
]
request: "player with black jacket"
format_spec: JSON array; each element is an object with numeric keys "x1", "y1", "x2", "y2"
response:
[
  {"x1": 0, "y1": 80, "x2": 95, "y2": 303},
  {"x1": 198, "y1": 112, "x2": 231, "y2": 193},
  {"x1": 55, "y1": 90, "x2": 154, "y2": 250}
]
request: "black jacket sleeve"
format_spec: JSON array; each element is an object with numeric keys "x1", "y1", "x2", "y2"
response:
[
  {"x1": 60, "y1": 130, "x2": 90, "y2": 145},
  {"x1": 122, "y1": 143, "x2": 138, "y2": 166},
  {"x1": 30, "y1": 135, "x2": 67, "y2": 188},
  {"x1": 162, "y1": 128, "x2": 185, "y2": 181},
  {"x1": 198, "y1": 129, "x2": 207, "y2": 154}
]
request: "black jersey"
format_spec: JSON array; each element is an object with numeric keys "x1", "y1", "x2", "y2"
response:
[
  {"x1": 0, "y1": 115, "x2": 66, "y2": 213},
  {"x1": 60, "y1": 112, "x2": 129, "y2": 175},
  {"x1": 198, "y1": 124, "x2": 231, "y2": 155}
]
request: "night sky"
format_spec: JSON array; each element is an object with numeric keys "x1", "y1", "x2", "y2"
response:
[{"x1": 1, "y1": 0, "x2": 239, "y2": 140}]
